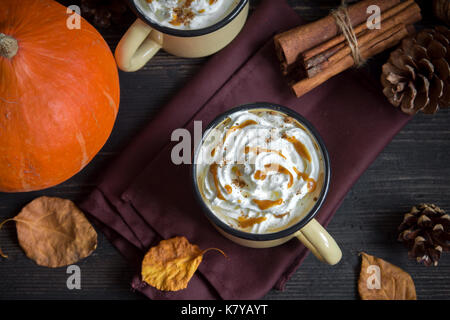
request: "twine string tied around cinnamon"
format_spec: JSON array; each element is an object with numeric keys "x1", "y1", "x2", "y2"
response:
[{"x1": 331, "y1": 2, "x2": 366, "y2": 67}]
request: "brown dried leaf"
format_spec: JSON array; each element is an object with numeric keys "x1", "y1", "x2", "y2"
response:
[
  {"x1": 358, "y1": 252, "x2": 417, "y2": 300},
  {"x1": 0, "y1": 196, "x2": 97, "y2": 268},
  {"x1": 141, "y1": 236, "x2": 225, "y2": 291}
]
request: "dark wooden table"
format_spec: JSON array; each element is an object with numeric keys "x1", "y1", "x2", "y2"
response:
[{"x1": 0, "y1": 0, "x2": 449, "y2": 300}]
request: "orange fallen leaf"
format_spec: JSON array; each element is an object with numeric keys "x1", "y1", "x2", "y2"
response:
[
  {"x1": 0, "y1": 196, "x2": 97, "y2": 268},
  {"x1": 358, "y1": 252, "x2": 417, "y2": 300},
  {"x1": 141, "y1": 236, "x2": 226, "y2": 291}
]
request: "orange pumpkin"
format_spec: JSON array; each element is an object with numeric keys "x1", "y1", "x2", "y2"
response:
[{"x1": 0, "y1": 0, "x2": 120, "y2": 192}]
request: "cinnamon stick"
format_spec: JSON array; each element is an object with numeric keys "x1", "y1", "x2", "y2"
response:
[
  {"x1": 302, "y1": 0, "x2": 416, "y2": 63},
  {"x1": 274, "y1": 0, "x2": 401, "y2": 67},
  {"x1": 305, "y1": 2, "x2": 422, "y2": 77},
  {"x1": 303, "y1": 42, "x2": 348, "y2": 72},
  {"x1": 291, "y1": 24, "x2": 415, "y2": 98}
]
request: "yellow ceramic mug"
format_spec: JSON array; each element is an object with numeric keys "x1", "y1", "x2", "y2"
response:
[
  {"x1": 115, "y1": 0, "x2": 249, "y2": 72},
  {"x1": 192, "y1": 103, "x2": 342, "y2": 265}
]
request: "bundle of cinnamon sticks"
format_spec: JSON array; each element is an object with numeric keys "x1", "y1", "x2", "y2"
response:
[{"x1": 274, "y1": 0, "x2": 422, "y2": 98}]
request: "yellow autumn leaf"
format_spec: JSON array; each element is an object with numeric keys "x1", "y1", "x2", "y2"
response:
[{"x1": 141, "y1": 236, "x2": 225, "y2": 291}]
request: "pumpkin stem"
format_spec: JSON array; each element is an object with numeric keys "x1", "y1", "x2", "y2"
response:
[{"x1": 0, "y1": 33, "x2": 18, "y2": 59}]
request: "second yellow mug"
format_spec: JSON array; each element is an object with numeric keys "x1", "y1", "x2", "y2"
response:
[{"x1": 115, "y1": 0, "x2": 249, "y2": 72}]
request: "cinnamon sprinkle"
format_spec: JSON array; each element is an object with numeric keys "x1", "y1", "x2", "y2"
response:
[
  {"x1": 232, "y1": 178, "x2": 246, "y2": 188},
  {"x1": 283, "y1": 116, "x2": 294, "y2": 124},
  {"x1": 169, "y1": 0, "x2": 196, "y2": 26}
]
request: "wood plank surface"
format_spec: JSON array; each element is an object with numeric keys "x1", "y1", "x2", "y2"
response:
[{"x1": 0, "y1": 0, "x2": 448, "y2": 300}]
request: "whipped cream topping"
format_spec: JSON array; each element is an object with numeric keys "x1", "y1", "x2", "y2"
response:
[
  {"x1": 136, "y1": 0, "x2": 237, "y2": 30},
  {"x1": 196, "y1": 109, "x2": 324, "y2": 234}
]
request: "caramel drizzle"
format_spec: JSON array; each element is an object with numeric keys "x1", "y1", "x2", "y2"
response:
[
  {"x1": 274, "y1": 212, "x2": 289, "y2": 218},
  {"x1": 244, "y1": 146, "x2": 286, "y2": 159},
  {"x1": 238, "y1": 216, "x2": 267, "y2": 228},
  {"x1": 293, "y1": 167, "x2": 317, "y2": 193},
  {"x1": 223, "y1": 120, "x2": 257, "y2": 143},
  {"x1": 307, "y1": 179, "x2": 317, "y2": 193},
  {"x1": 254, "y1": 163, "x2": 293, "y2": 188},
  {"x1": 210, "y1": 120, "x2": 258, "y2": 158},
  {"x1": 292, "y1": 167, "x2": 308, "y2": 181},
  {"x1": 224, "y1": 184, "x2": 232, "y2": 194},
  {"x1": 283, "y1": 134, "x2": 312, "y2": 162},
  {"x1": 252, "y1": 198, "x2": 283, "y2": 210},
  {"x1": 210, "y1": 163, "x2": 225, "y2": 200}
]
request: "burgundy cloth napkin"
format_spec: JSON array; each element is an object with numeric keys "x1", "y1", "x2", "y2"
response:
[{"x1": 79, "y1": 0, "x2": 411, "y2": 300}]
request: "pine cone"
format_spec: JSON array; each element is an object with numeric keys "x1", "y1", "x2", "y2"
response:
[
  {"x1": 81, "y1": 0, "x2": 128, "y2": 29},
  {"x1": 433, "y1": 0, "x2": 450, "y2": 26},
  {"x1": 398, "y1": 204, "x2": 450, "y2": 266},
  {"x1": 381, "y1": 26, "x2": 450, "y2": 115}
]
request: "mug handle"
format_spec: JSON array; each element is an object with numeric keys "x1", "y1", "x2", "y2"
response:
[
  {"x1": 115, "y1": 19, "x2": 163, "y2": 72},
  {"x1": 294, "y1": 218, "x2": 342, "y2": 265}
]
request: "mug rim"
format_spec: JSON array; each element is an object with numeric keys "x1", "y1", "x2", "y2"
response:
[
  {"x1": 191, "y1": 102, "x2": 331, "y2": 241},
  {"x1": 127, "y1": 0, "x2": 249, "y2": 38}
]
